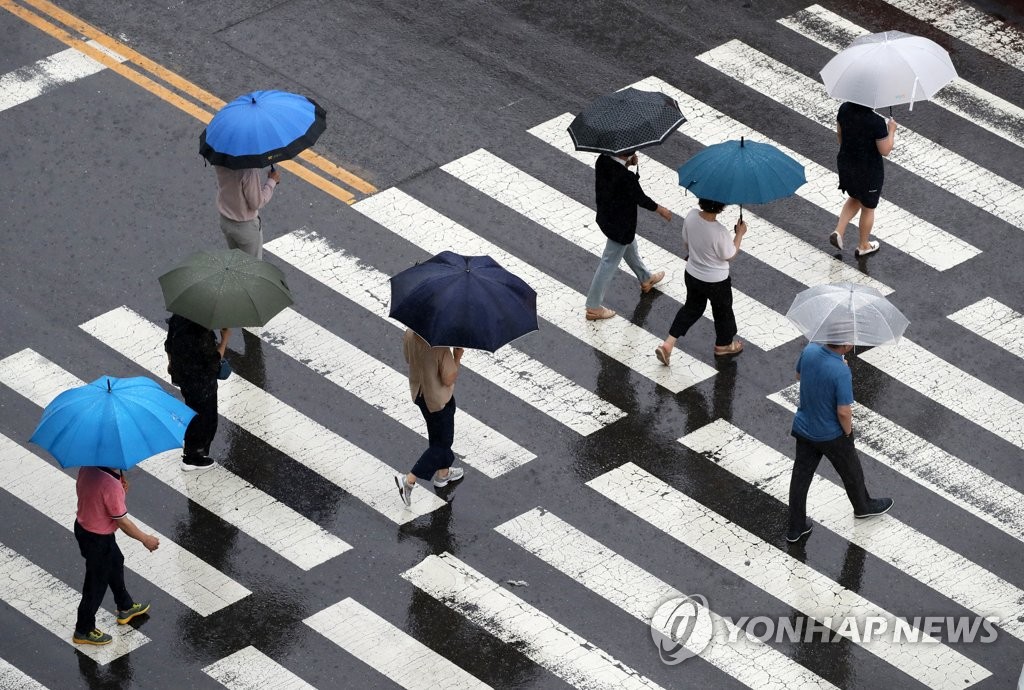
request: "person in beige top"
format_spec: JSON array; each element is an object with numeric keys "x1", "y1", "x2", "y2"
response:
[
  {"x1": 395, "y1": 329, "x2": 466, "y2": 506},
  {"x1": 215, "y1": 165, "x2": 281, "y2": 259}
]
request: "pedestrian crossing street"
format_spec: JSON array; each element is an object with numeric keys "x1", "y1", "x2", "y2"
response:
[{"x1": 0, "y1": 1, "x2": 1022, "y2": 688}]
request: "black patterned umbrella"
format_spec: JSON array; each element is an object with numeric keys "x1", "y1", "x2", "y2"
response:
[{"x1": 567, "y1": 88, "x2": 686, "y2": 155}]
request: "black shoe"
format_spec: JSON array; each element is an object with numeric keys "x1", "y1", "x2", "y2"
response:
[
  {"x1": 181, "y1": 455, "x2": 216, "y2": 473},
  {"x1": 786, "y1": 519, "x2": 813, "y2": 543},
  {"x1": 854, "y1": 497, "x2": 894, "y2": 518}
]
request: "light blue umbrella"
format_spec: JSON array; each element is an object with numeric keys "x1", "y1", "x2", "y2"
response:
[
  {"x1": 677, "y1": 137, "x2": 806, "y2": 220},
  {"x1": 30, "y1": 376, "x2": 196, "y2": 470}
]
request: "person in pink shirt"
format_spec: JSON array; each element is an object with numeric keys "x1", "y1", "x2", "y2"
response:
[
  {"x1": 215, "y1": 165, "x2": 281, "y2": 259},
  {"x1": 72, "y1": 467, "x2": 160, "y2": 646}
]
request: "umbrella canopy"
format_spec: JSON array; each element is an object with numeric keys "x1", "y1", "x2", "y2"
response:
[
  {"x1": 821, "y1": 31, "x2": 957, "y2": 110},
  {"x1": 568, "y1": 88, "x2": 686, "y2": 155},
  {"x1": 677, "y1": 137, "x2": 806, "y2": 205},
  {"x1": 389, "y1": 252, "x2": 538, "y2": 352},
  {"x1": 786, "y1": 283, "x2": 909, "y2": 347},
  {"x1": 199, "y1": 90, "x2": 326, "y2": 169},
  {"x1": 159, "y1": 249, "x2": 294, "y2": 329},
  {"x1": 31, "y1": 376, "x2": 196, "y2": 470}
]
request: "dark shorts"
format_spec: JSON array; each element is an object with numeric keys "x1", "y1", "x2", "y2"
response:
[{"x1": 837, "y1": 159, "x2": 883, "y2": 209}]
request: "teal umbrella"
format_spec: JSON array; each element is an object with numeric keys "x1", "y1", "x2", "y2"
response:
[
  {"x1": 158, "y1": 249, "x2": 293, "y2": 329},
  {"x1": 677, "y1": 137, "x2": 806, "y2": 220}
]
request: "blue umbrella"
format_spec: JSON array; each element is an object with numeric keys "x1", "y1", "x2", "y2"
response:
[
  {"x1": 199, "y1": 90, "x2": 326, "y2": 169},
  {"x1": 389, "y1": 252, "x2": 539, "y2": 352},
  {"x1": 677, "y1": 137, "x2": 806, "y2": 219},
  {"x1": 30, "y1": 376, "x2": 197, "y2": 470}
]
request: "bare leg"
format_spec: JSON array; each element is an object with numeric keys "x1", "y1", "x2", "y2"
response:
[
  {"x1": 857, "y1": 208, "x2": 875, "y2": 251},
  {"x1": 405, "y1": 472, "x2": 416, "y2": 486},
  {"x1": 660, "y1": 335, "x2": 678, "y2": 351},
  {"x1": 834, "y1": 197, "x2": 862, "y2": 241}
]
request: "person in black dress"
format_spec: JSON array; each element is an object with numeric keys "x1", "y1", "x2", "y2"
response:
[{"x1": 829, "y1": 102, "x2": 897, "y2": 257}]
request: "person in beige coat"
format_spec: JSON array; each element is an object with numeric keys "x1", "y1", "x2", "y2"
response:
[{"x1": 395, "y1": 329, "x2": 466, "y2": 506}]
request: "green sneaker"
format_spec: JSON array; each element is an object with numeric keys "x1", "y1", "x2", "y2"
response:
[
  {"x1": 116, "y1": 602, "x2": 150, "y2": 625},
  {"x1": 73, "y1": 629, "x2": 112, "y2": 645}
]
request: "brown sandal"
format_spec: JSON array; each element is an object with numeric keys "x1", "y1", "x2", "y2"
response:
[
  {"x1": 714, "y1": 340, "x2": 744, "y2": 357},
  {"x1": 586, "y1": 307, "x2": 616, "y2": 321},
  {"x1": 655, "y1": 345, "x2": 671, "y2": 366}
]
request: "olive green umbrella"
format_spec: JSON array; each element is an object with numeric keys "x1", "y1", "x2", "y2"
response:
[{"x1": 158, "y1": 249, "x2": 293, "y2": 329}]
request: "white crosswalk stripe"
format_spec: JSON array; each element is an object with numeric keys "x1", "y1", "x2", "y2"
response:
[
  {"x1": 779, "y1": 5, "x2": 1024, "y2": 150},
  {"x1": 496, "y1": 507, "x2": 838, "y2": 690},
  {"x1": 402, "y1": 552, "x2": 667, "y2": 690},
  {"x1": 680, "y1": 419, "x2": 1024, "y2": 642},
  {"x1": 0, "y1": 431, "x2": 250, "y2": 615},
  {"x1": 0, "y1": 349, "x2": 352, "y2": 571},
  {"x1": 442, "y1": 148, "x2": 801, "y2": 350},
  {"x1": 265, "y1": 229, "x2": 626, "y2": 435},
  {"x1": 0, "y1": 541, "x2": 149, "y2": 665},
  {"x1": 0, "y1": 42, "x2": 127, "y2": 113},
  {"x1": 530, "y1": 115, "x2": 895, "y2": 291},
  {"x1": 354, "y1": 188, "x2": 717, "y2": 393},
  {"x1": 587, "y1": 463, "x2": 991, "y2": 689},
  {"x1": 880, "y1": 0, "x2": 1024, "y2": 73},
  {"x1": 78, "y1": 306, "x2": 448, "y2": 524},
  {"x1": 858, "y1": 339, "x2": 1024, "y2": 451},
  {"x1": 304, "y1": 597, "x2": 491, "y2": 689},
  {"x1": 0, "y1": 657, "x2": 48, "y2": 690},
  {"x1": 948, "y1": 297, "x2": 1024, "y2": 361},
  {"x1": 203, "y1": 646, "x2": 316, "y2": 690},
  {"x1": 769, "y1": 383, "x2": 1024, "y2": 545},
  {"x1": 697, "y1": 40, "x2": 1024, "y2": 229},
  {"x1": 258, "y1": 307, "x2": 535, "y2": 477}
]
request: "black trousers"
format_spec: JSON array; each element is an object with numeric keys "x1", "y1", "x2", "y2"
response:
[
  {"x1": 669, "y1": 272, "x2": 737, "y2": 347},
  {"x1": 181, "y1": 382, "x2": 218, "y2": 460},
  {"x1": 788, "y1": 432, "x2": 871, "y2": 531},
  {"x1": 410, "y1": 395, "x2": 456, "y2": 480},
  {"x1": 75, "y1": 521, "x2": 133, "y2": 633}
]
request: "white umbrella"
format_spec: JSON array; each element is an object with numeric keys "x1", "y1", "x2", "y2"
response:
[
  {"x1": 786, "y1": 283, "x2": 909, "y2": 347},
  {"x1": 821, "y1": 31, "x2": 957, "y2": 111}
]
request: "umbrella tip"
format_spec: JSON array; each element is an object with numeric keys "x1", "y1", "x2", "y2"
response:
[
  {"x1": 251, "y1": 96, "x2": 256, "y2": 104},
  {"x1": 107, "y1": 378, "x2": 112, "y2": 392},
  {"x1": 740, "y1": 136, "x2": 745, "y2": 147}
]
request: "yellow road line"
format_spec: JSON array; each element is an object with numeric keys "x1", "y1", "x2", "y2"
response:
[
  {"x1": 0, "y1": 0, "x2": 358, "y2": 205},
  {"x1": 14, "y1": 0, "x2": 376, "y2": 196}
]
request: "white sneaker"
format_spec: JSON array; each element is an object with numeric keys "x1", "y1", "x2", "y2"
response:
[
  {"x1": 394, "y1": 475, "x2": 414, "y2": 507},
  {"x1": 433, "y1": 467, "x2": 465, "y2": 487}
]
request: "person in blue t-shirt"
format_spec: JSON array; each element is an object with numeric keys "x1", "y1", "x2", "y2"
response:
[{"x1": 787, "y1": 342, "x2": 893, "y2": 542}]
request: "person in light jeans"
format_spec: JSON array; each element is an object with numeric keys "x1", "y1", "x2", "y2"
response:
[{"x1": 585, "y1": 151, "x2": 671, "y2": 321}]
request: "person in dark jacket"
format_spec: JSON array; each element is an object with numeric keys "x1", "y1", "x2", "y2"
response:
[
  {"x1": 164, "y1": 314, "x2": 225, "y2": 471},
  {"x1": 829, "y1": 102, "x2": 897, "y2": 257},
  {"x1": 585, "y1": 151, "x2": 672, "y2": 321}
]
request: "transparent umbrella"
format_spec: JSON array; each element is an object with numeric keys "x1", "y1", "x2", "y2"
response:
[{"x1": 786, "y1": 283, "x2": 909, "y2": 346}]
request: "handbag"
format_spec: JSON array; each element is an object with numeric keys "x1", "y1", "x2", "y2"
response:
[{"x1": 218, "y1": 358, "x2": 232, "y2": 380}]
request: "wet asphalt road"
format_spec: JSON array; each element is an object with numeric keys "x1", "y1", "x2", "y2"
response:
[{"x1": 0, "y1": 0, "x2": 1023, "y2": 688}]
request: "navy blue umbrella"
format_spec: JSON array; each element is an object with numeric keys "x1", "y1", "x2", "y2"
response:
[
  {"x1": 199, "y1": 90, "x2": 326, "y2": 169},
  {"x1": 677, "y1": 137, "x2": 806, "y2": 219},
  {"x1": 389, "y1": 252, "x2": 538, "y2": 352}
]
